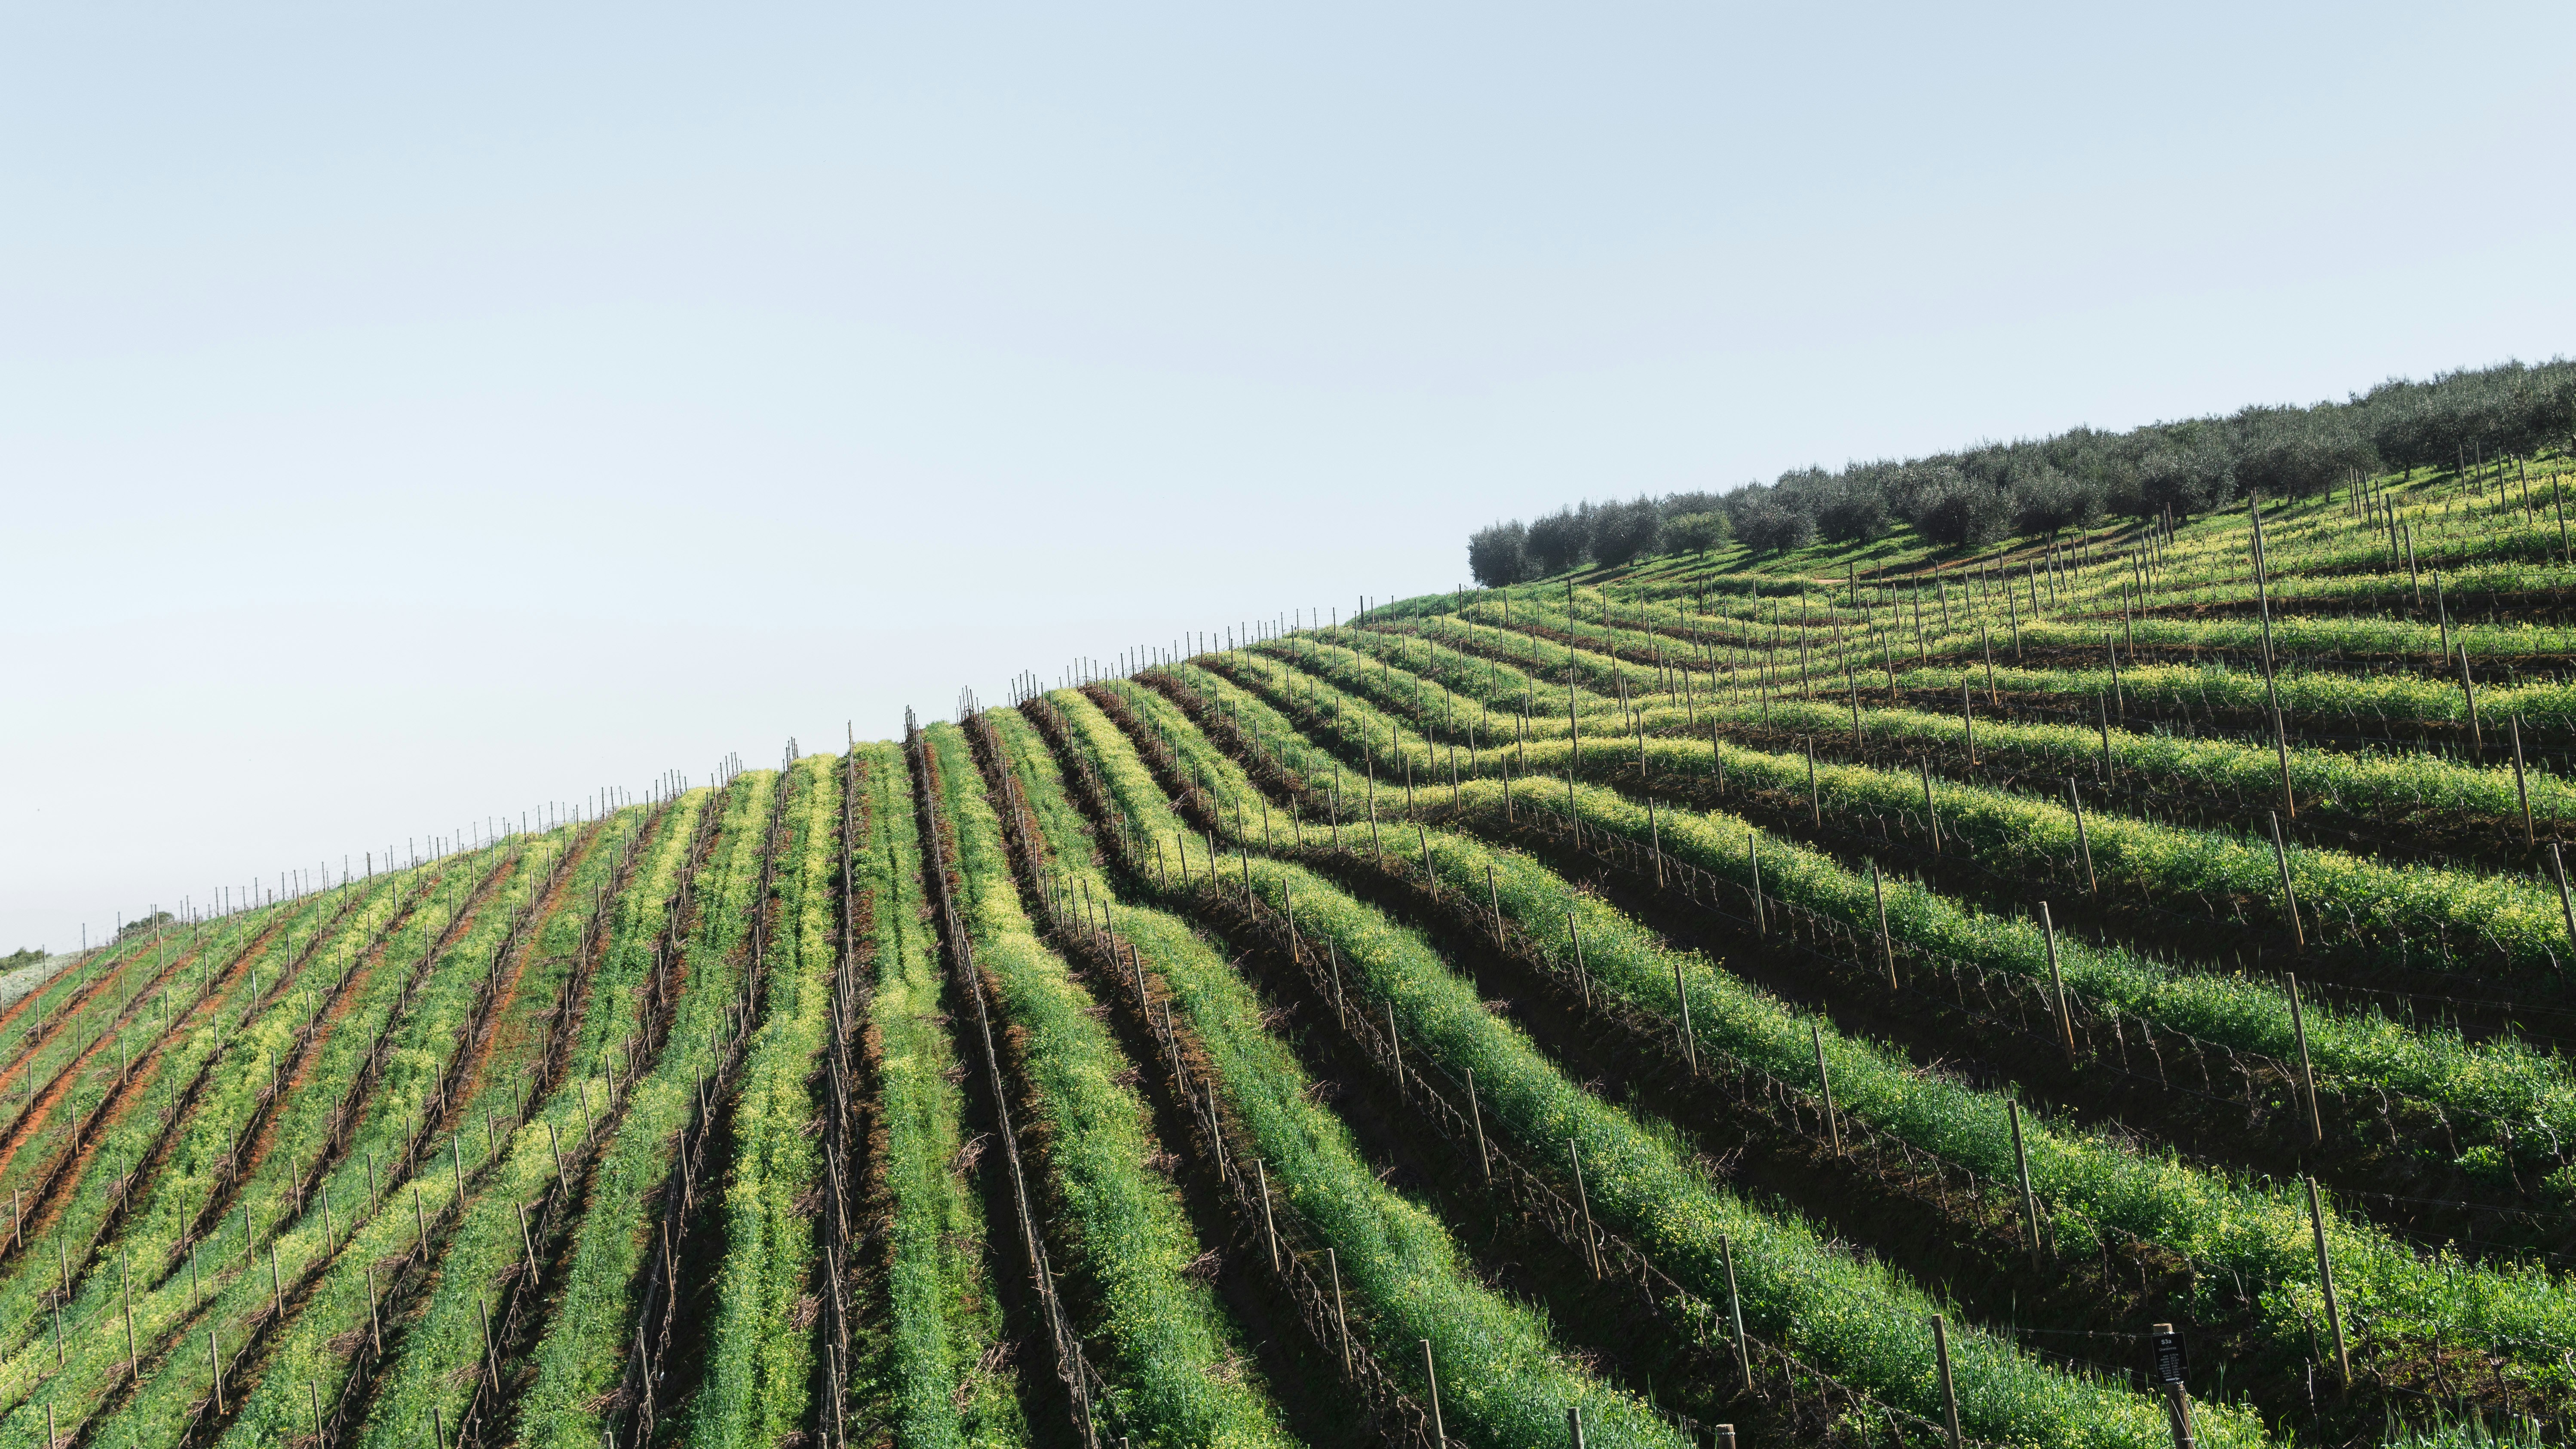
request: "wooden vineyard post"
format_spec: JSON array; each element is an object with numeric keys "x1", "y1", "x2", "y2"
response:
[
  {"x1": 1417, "y1": 1340, "x2": 1449, "y2": 1447},
  {"x1": 1675, "y1": 961, "x2": 1699, "y2": 1073},
  {"x1": 1961, "y1": 682, "x2": 1976, "y2": 764},
  {"x1": 1871, "y1": 861, "x2": 1897, "y2": 989},
  {"x1": 1569, "y1": 1140, "x2": 1602, "y2": 1278},
  {"x1": 1568, "y1": 1406, "x2": 1588, "y2": 1449},
  {"x1": 1328, "y1": 1249, "x2": 1351, "y2": 1374},
  {"x1": 1255, "y1": 1160, "x2": 1279, "y2": 1273},
  {"x1": 1748, "y1": 835, "x2": 1766, "y2": 935},
  {"x1": 2067, "y1": 781, "x2": 2097, "y2": 894},
  {"x1": 1486, "y1": 865, "x2": 1504, "y2": 940},
  {"x1": 2039, "y1": 903, "x2": 2075, "y2": 1064},
  {"x1": 2554, "y1": 845, "x2": 2576, "y2": 952},
  {"x1": 1720, "y1": 1234, "x2": 1752, "y2": 1395},
  {"x1": 2306, "y1": 1176, "x2": 2349, "y2": 1383},
  {"x1": 2511, "y1": 715, "x2": 2534, "y2": 845},
  {"x1": 2287, "y1": 973, "x2": 2321, "y2": 1145},
  {"x1": 1930, "y1": 1314, "x2": 1963, "y2": 1449},
  {"x1": 1466, "y1": 1069, "x2": 1491, "y2": 1182},
  {"x1": 1919, "y1": 763, "x2": 1941, "y2": 853},
  {"x1": 1980, "y1": 622, "x2": 1997, "y2": 703},
  {"x1": 1714, "y1": 1425, "x2": 1736, "y2": 1449},
  {"x1": 2008, "y1": 1100, "x2": 2041, "y2": 1268},
  {"x1": 1812, "y1": 1022, "x2": 1840, "y2": 1157},
  {"x1": 2099, "y1": 693, "x2": 2115, "y2": 785},
  {"x1": 2268, "y1": 812, "x2": 2304, "y2": 952}
]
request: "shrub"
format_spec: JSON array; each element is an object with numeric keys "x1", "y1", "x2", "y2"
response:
[
  {"x1": 1731, "y1": 501, "x2": 1813, "y2": 555},
  {"x1": 1815, "y1": 487, "x2": 1890, "y2": 543},
  {"x1": 1904, "y1": 469, "x2": 2012, "y2": 546},
  {"x1": 1586, "y1": 496, "x2": 1664, "y2": 566},
  {"x1": 2009, "y1": 466, "x2": 2104, "y2": 535},
  {"x1": 1525, "y1": 507, "x2": 1590, "y2": 574},
  {"x1": 1466, "y1": 520, "x2": 1530, "y2": 586},
  {"x1": 1663, "y1": 510, "x2": 1730, "y2": 555}
]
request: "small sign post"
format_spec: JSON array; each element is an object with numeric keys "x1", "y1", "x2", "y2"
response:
[{"x1": 2147, "y1": 1323, "x2": 2195, "y2": 1449}]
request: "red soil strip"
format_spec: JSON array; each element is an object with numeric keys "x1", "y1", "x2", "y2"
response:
[
  {"x1": 0, "y1": 876, "x2": 437, "y2": 1256},
  {"x1": 232, "y1": 850, "x2": 524, "y2": 1199},
  {"x1": 540, "y1": 809, "x2": 675, "y2": 1093},
  {"x1": 0, "y1": 931, "x2": 219, "y2": 1110},
  {"x1": 448, "y1": 824, "x2": 609, "y2": 1126},
  {"x1": 0, "y1": 922, "x2": 280, "y2": 1190}
]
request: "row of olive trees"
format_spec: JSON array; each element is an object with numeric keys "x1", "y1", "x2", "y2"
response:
[
  {"x1": 1468, "y1": 494, "x2": 1736, "y2": 586},
  {"x1": 1466, "y1": 357, "x2": 2576, "y2": 581}
]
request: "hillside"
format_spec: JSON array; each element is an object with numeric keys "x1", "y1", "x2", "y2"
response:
[{"x1": 12, "y1": 451, "x2": 2576, "y2": 1449}]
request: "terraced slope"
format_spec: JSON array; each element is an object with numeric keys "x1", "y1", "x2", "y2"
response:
[{"x1": 37, "y1": 453, "x2": 2576, "y2": 1449}]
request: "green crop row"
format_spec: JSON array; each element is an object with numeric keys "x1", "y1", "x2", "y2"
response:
[
  {"x1": 921, "y1": 723, "x2": 1298, "y2": 1449},
  {"x1": 1049, "y1": 683, "x2": 2263, "y2": 1449},
  {"x1": 514, "y1": 773, "x2": 776, "y2": 1449},
  {"x1": 692, "y1": 756, "x2": 841, "y2": 1449},
  {"x1": 0, "y1": 853, "x2": 471, "y2": 1398},
  {"x1": 855, "y1": 741, "x2": 1026, "y2": 1448},
  {"x1": 0, "y1": 913, "x2": 287, "y2": 1174},
  {"x1": 0, "y1": 891, "x2": 350, "y2": 1219},
  {"x1": 1313, "y1": 623, "x2": 2576, "y2": 842},
  {"x1": 1453, "y1": 582, "x2": 2576, "y2": 714},
  {"x1": 7, "y1": 835, "x2": 546, "y2": 1446},
  {"x1": 0, "y1": 878, "x2": 402, "y2": 1397},
  {"x1": 1258, "y1": 635, "x2": 2576, "y2": 989},
  {"x1": 1877, "y1": 659, "x2": 2576, "y2": 738},
  {"x1": 1204, "y1": 647, "x2": 2576, "y2": 1172},
  {"x1": 994, "y1": 704, "x2": 1696, "y2": 1449},
  {"x1": 226, "y1": 805, "x2": 656, "y2": 1449},
  {"x1": 84, "y1": 827, "x2": 589, "y2": 1448},
  {"x1": 358, "y1": 794, "x2": 708, "y2": 1449},
  {"x1": 1128, "y1": 669, "x2": 2576, "y2": 1406}
]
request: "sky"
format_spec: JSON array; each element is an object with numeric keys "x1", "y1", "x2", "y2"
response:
[{"x1": 7, "y1": 1, "x2": 2574, "y2": 950}]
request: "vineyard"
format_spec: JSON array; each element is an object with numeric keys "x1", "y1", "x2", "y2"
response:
[{"x1": 26, "y1": 454, "x2": 2576, "y2": 1449}]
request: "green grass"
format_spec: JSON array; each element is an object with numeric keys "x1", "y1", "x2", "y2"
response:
[
  {"x1": 1133, "y1": 667, "x2": 2576, "y2": 1408},
  {"x1": 22, "y1": 834, "x2": 552, "y2": 1447},
  {"x1": 1045, "y1": 685, "x2": 2271, "y2": 1449},
  {"x1": 1205, "y1": 646, "x2": 2576, "y2": 1164},
  {"x1": 922, "y1": 723, "x2": 1299, "y2": 1449},
  {"x1": 692, "y1": 755, "x2": 840, "y2": 1449},
  {"x1": 1314, "y1": 621, "x2": 2576, "y2": 839},
  {"x1": 992, "y1": 703, "x2": 1696, "y2": 1449},
  {"x1": 512, "y1": 774, "x2": 777, "y2": 1449},
  {"x1": 856, "y1": 741, "x2": 1027, "y2": 1448},
  {"x1": 225, "y1": 806, "x2": 653, "y2": 1449}
]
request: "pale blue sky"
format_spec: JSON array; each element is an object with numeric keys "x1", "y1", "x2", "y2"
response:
[{"x1": 9, "y1": 2, "x2": 2573, "y2": 950}]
